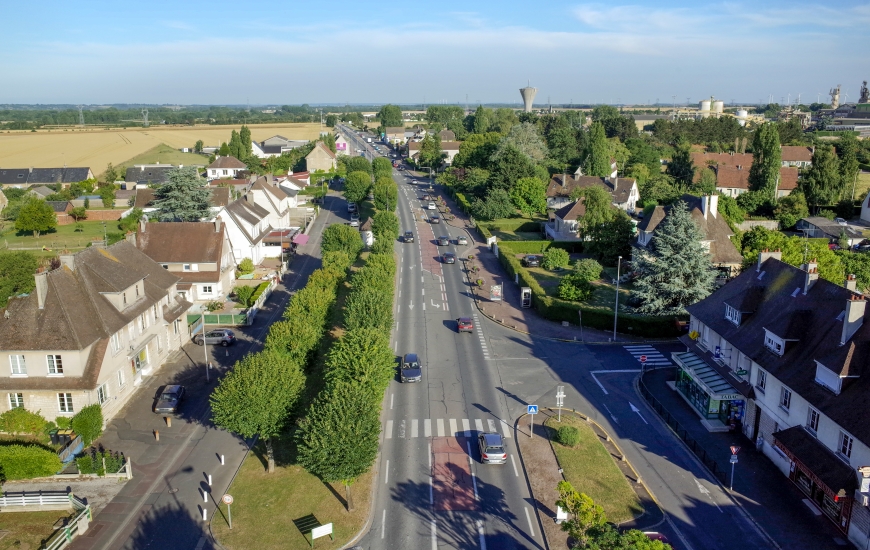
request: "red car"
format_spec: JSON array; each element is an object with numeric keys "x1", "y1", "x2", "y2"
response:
[{"x1": 456, "y1": 317, "x2": 474, "y2": 333}]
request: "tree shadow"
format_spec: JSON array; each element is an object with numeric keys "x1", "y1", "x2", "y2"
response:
[{"x1": 121, "y1": 499, "x2": 217, "y2": 550}]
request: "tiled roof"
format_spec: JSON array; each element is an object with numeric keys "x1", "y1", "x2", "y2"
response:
[
  {"x1": 136, "y1": 220, "x2": 224, "y2": 264},
  {"x1": 713, "y1": 165, "x2": 799, "y2": 191},
  {"x1": 222, "y1": 197, "x2": 271, "y2": 244},
  {"x1": 547, "y1": 174, "x2": 636, "y2": 205},
  {"x1": 690, "y1": 152, "x2": 753, "y2": 168},
  {"x1": 207, "y1": 156, "x2": 247, "y2": 169},
  {"x1": 125, "y1": 166, "x2": 175, "y2": 185},
  {"x1": 385, "y1": 127, "x2": 405, "y2": 134},
  {"x1": 438, "y1": 130, "x2": 456, "y2": 141},
  {"x1": 46, "y1": 200, "x2": 72, "y2": 213},
  {"x1": 553, "y1": 199, "x2": 586, "y2": 221},
  {"x1": 687, "y1": 257, "x2": 870, "y2": 444},
  {"x1": 307, "y1": 141, "x2": 336, "y2": 159},
  {"x1": 781, "y1": 146, "x2": 813, "y2": 162}
]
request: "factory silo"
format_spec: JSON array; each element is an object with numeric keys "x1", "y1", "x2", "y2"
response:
[
  {"x1": 736, "y1": 109, "x2": 748, "y2": 127},
  {"x1": 713, "y1": 100, "x2": 724, "y2": 114}
]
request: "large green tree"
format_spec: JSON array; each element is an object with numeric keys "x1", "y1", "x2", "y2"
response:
[
  {"x1": 774, "y1": 191, "x2": 809, "y2": 229},
  {"x1": 325, "y1": 328, "x2": 394, "y2": 403},
  {"x1": 836, "y1": 133, "x2": 860, "y2": 200},
  {"x1": 585, "y1": 213, "x2": 635, "y2": 266},
  {"x1": 0, "y1": 251, "x2": 38, "y2": 308},
  {"x1": 344, "y1": 156, "x2": 372, "y2": 175},
  {"x1": 471, "y1": 106, "x2": 494, "y2": 134},
  {"x1": 240, "y1": 125, "x2": 252, "y2": 157},
  {"x1": 800, "y1": 144, "x2": 841, "y2": 212},
  {"x1": 373, "y1": 179, "x2": 398, "y2": 211},
  {"x1": 418, "y1": 133, "x2": 445, "y2": 168},
  {"x1": 570, "y1": 186, "x2": 614, "y2": 235},
  {"x1": 320, "y1": 223, "x2": 363, "y2": 258},
  {"x1": 556, "y1": 481, "x2": 607, "y2": 547},
  {"x1": 631, "y1": 201, "x2": 716, "y2": 315},
  {"x1": 494, "y1": 123, "x2": 547, "y2": 162},
  {"x1": 210, "y1": 350, "x2": 305, "y2": 472},
  {"x1": 371, "y1": 211, "x2": 399, "y2": 241},
  {"x1": 453, "y1": 132, "x2": 502, "y2": 169},
  {"x1": 666, "y1": 137, "x2": 694, "y2": 188},
  {"x1": 152, "y1": 166, "x2": 212, "y2": 221},
  {"x1": 296, "y1": 380, "x2": 381, "y2": 510},
  {"x1": 471, "y1": 188, "x2": 516, "y2": 220},
  {"x1": 344, "y1": 171, "x2": 372, "y2": 204},
  {"x1": 377, "y1": 104, "x2": 403, "y2": 128},
  {"x1": 15, "y1": 197, "x2": 57, "y2": 237},
  {"x1": 583, "y1": 122, "x2": 610, "y2": 177},
  {"x1": 488, "y1": 144, "x2": 540, "y2": 191},
  {"x1": 228, "y1": 130, "x2": 244, "y2": 159},
  {"x1": 748, "y1": 122, "x2": 782, "y2": 202},
  {"x1": 510, "y1": 177, "x2": 548, "y2": 216}
]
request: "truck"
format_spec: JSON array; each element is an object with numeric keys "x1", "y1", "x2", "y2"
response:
[{"x1": 366, "y1": 137, "x2": 372, "y2": 143}]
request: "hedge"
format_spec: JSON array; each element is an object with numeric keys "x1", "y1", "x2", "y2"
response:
[
  {"x1": 454, "y1": 192, "x2": 473, "y2": 215},
  {"x1": 0, "y1": 443, "x2": 63, "y2": 480},
  {"x1": 494, "y1": 245, "x2": 683, "y2": 337},
  {"x1": 498, "y1": 241, "x2": 584, "y2": 255},
  {"x1": 249, "y1": 281, "x2": 271, "y2": 305},
  {"x1": 71, "y1": 404, "x2": 103, "y2": 446},
  {"x1": 481, "y1": 219, "x2": 544, "y2": 232}
]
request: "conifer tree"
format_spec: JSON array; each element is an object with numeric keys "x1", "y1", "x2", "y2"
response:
[
  {"x1": 240, "y1": 125, "x2": 252, "y2": 157},
  {"x1": 748, "y1": 122, "x2": 782, "y2": 203},
  {"x1": 800, "y1": 145, "x2": 841, "y2": 212},
  {"x1": 583, "y1": 122, "x2": 610, "y2": 177},
  {"x1": 152, "y1": 166, "x2": 212, "y2": 221},
  {"x1": 631, "y1": 201, "x2": 716, "y2": 315}
]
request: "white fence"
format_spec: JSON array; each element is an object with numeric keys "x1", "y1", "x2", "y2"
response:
[{"x1": 0, "y1": 491, "x2": 82, "y2": 512}]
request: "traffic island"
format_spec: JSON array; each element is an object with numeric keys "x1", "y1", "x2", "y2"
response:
[{"x1": 516, "y1": 408, "x2": 662, "y2": 549}]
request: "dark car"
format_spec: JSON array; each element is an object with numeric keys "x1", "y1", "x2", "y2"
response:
[
  {"x1": 442, "y1": 252, "x2": 456, "y2": 264},
  {"x1": 478, "y1": 432, "x2": 507, "y2": 464},
  {"x1": 194, "y1": 328, "x2": 236, "y2": 347},
  {"x1": 522, "y1": 255, "x2": 541, "y2": 267},
  {"x1": 437, "y1": 235, "x2": 450, "y2": 246},
  {"x1": 404, "y1": 231, "x2": 414, "y2": 243},
  {"x1": 401, "y1": 353, "x2": 423, "y2": 383},
  {"x1": 429, "y1": 215, "x2": 440, "y2": 224},
  {"x1": 457, "y1": 317, "x2": 474, "y2": 333},
  {"x1": 153, "y1": 385, "x2": 186, "y2": 414}
]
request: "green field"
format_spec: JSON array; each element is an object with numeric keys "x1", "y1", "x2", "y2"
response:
[
  {"x1": 854, "y1": 172, "x2": 870, "y2": 202},
  {"x1": 0, "y1": 219, "x2": 122, "y2": 256},
  {"x1": 0, "y1": 510, "x2": 76, "y2": 550},
  {"x1": 115, "y1": 143, "x2": 209, "y2": 175}
]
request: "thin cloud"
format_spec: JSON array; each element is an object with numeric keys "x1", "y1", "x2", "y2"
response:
[{"x1": 161, "y1": 20, "x2": 195, "y2": 31}]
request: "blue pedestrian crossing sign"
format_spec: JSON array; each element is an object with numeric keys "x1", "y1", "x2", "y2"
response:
[{"x1": 528, "y1": 405, "x2": 539, "y2": 414}]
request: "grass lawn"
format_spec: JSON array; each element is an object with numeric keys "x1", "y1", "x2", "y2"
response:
[
  {"x1": 489, "y1": 230, "x2": 544, "y2": 241},
  {"x1": 524, "y1": 261, "x2": 632, "y2": 309},
  {"x1": 116, "y1": 143, "x2": 209, "y2": 172},
  {"x1": 0, "y1": 510, "x2": 75, "y2": 550},
  {"x1": 545, "y1": 416, "x2": 643, "y2": 523},
  {"x1": 854, "y1": 172, "x2": 870, "y2": 202},
  {"x1": 0, "y1": 219, "x2": 119, "y2": 253}
]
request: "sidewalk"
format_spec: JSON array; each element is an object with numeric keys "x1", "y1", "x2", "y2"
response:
[
  {"x1": 421, "y1": 178, "x2": 663, "y2": 344},
  {"x1": 640, "y1": 367, "x2": 849, "y2": 550}
]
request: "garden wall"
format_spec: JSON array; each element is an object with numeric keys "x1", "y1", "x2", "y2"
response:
[{"x1": 56, "y1": 210, "x2": 125, "y2": 226}]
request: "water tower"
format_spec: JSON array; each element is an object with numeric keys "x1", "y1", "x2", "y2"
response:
[{"x1": 520, "y1": 83, "x2": 537, "y2": 113}]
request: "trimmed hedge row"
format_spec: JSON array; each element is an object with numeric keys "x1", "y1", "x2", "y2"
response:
[
  {"x1": 496, "y1": 243, "x2": 682, "y2": 338},
  {"x1": 481, "y1": 219, "x2": 544, "y2": 232},
  {"x1": 0, "y1": 443, "x2": 62, "y2": 480},
  {"x1": 249, "y1": 281, "x2": 271, "y2": 306},
  {"x1": 454, "y1": 192, "x2": 473, "y2": 215},
  {"x1": 498, "y1": 240, "x2": 584, "y2": 255}
]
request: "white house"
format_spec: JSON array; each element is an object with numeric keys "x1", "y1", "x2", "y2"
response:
[
  {"x1": 206, "y1": 156, "x2": 247, "y2": 180},
  {"x1": 248, "y1": 175, "x2": 296, "y2": 229},
  {"x1": 216, "y1": 196, "x2": 273, "y2": 265}
]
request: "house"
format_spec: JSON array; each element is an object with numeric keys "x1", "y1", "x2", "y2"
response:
[
  {"x1": 334, "y1": 134, "x2": 351, "y2": 156},
  {"x1": 0, "y1": 240, "x2": 191, "y2": 423},
  {"x1": 634, "y1": 194, "x2": 743, "y2": 275},
  {"x1": 28, "y1": 186, "x2": 56, "y2": 199},
  {"x1": 547, "y1": 171, "x2": 639, "y2": 213},
  {"x1": 206, "y1": 157, "x2": 247, "y2": 181},
  {"x1": 0, "y1": 168, "x2": 32, "y2": 187},
  {"x1": 545, "y1": 199, "x2": 587, "y2": 240},
  {"x1": 781, "y1": 146, "x2": 814, "y2": 168},
  {"x1": 709, "y1": 165, "x2": 799, "y2": 199},
  {"x1": 134, "y1": 187, "x2": 231, "y2": 219},
  {"x1": 208, "y1": 178, "x2": 249, "y2": 196},
  {"x1": 217, "y1": 196, "x2": 273, "y2": 265},
  {"x1": 438, "y1": 130, "x2": 456, "y2": 142},
  {"x1": 0, "y1": 167, "x2": 94, "y2": 188},
  {"x1": 384, "y1": 127, "x2": 407, "y2": 144},
  {"x1": 124, "y1": 164, "x2": 176, "y2": 187},
  {"x1": 251, "y1": 136, "x2": 310, "y2": 159},
  {"x1": 683, "y1": 251, "x2": 870, "y2": 547},
  {"x1": 797, "y1": 217, "x2": 863, "y2": 246},
  {"x1": 304, "y1": 142, "x2": 336, "y2": 172},
  {"x1": 133, "y1": 218, "x2": 236, "y2": 304},
  {"x1": 248, "y1": 175, "x2": 297, "y2": 228},
  {"x1": 407, "y1": 141, "x2": 463, "y2": 166}
]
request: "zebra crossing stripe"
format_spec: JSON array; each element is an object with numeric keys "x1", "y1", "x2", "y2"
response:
[
  {"x1": 462, "y1": 419, "x2": 471, "y2": 437},
  {"x1": 487, "y1": 419, "x2": 497, "y2": 432},
  {"x1": 449, "y1": 418, "x2": 458, "y2": 437},
  {"x1": 501, "y1": 419, "x2": 512, "y2": 438},
  {"x1": 411, "y1": 419, "x2": 419, "y2": 438},
  {"x1": 437, "y1": 418, "x2": 445, "y2": 437},
  {"x1": 424, "y1": 419, "x2": 432, "y2": 438},
  {"x1": 475, "y1": 419, "x2": 484, "y2": 433}
]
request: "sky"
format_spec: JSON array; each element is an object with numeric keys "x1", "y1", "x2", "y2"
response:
[{"x1": 2, "y1": 0, "x2": 869, "y2": 106}]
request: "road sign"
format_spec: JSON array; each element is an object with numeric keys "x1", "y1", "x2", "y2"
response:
[
  {"x1": 222, "y1": 494, "x2": 233, "y2": 505},
  {"x1": 730, "y1": 446, "x2": 741, "y2": 455},
  {"x1": 640, "y1": 355, "x2": 647, "y2": 363},
  {"x1": 730, "y1": 455, "x2": 738, "y2": 464},
  {"x1": 527, "y1": 405, "x2": 538, "y2": 414}
]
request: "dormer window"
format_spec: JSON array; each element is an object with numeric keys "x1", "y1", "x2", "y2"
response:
[
  {"x1": 814, "y1": 361, "x2": 843, "y2": 394},
  {"x1": 725, "y1": 304, "x2": 740, "y2": 326},
  {"x1": 764, "y1": 332, "x2": 784, "y2": 356}
]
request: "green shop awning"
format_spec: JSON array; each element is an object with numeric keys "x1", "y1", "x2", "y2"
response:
[{"x1": 674, "y1": 351, "x2": 742, "y2": 401}]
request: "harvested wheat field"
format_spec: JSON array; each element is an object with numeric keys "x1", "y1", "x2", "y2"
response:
[{"x1": 0, "y1": 123, "x2": 327, "y2": 174}]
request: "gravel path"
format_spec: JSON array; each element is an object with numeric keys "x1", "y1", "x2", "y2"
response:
[{"x1": 3, "y1": 477, "x2": 127, "y2": 513}]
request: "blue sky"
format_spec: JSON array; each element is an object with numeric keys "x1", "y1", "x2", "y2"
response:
[{"x1": 2, "y1": 0, "x2": 869, "y2": 105}]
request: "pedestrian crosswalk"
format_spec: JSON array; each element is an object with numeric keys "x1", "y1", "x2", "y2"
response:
[
  {"x1": 472, "y1": 313, "x2": 489, "y2": 360},
  {"x1": 623, "y1": 345, "x2": 672, "y2": 366},
  {"x1": 383, "y1": 417, "x2": 513, "y2": 440}
]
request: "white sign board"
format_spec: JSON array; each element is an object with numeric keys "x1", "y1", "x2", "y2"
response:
[
  {"x1": 222, "y1": 494, "x2": 233, "y2": 505},
  {"x1": 312, "y1": 523, "x2": 333, "y2": 539},
  {"x1": 556, "y1": 506, "x2": 568, "y2": 524}
]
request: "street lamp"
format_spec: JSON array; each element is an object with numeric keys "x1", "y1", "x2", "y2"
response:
[
  {"x1": 201, "y1": 305, "x2": 210, "y2": 383},
  {"x1": 613, "y1": 256, "x2": 622, "y2": 341}
]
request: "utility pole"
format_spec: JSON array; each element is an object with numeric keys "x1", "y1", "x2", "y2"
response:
[{"x1": 612, "y1": 256, "x2": 622, "y2": 341}]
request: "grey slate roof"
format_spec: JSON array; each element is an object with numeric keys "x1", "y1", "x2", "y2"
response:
[
  {"x1": 686, "y1": 257, "x2": 870, "y2": 445},
  {"x1": 547, "y1": 174, "x2": 636, "y2": 206},
  {"x1": 125, "y1": 166, "x2": 174, "y2": 185},
  {"x1": 0, "y1": 168, "x2": 30, "y2": 184},
  {"x1": 553, "y1": 199, "x2": 586, "y2": 221},
  {"x1": 0, "y1": 167, "x2": 92, "y2": 185},
  {"x1": 222, "y1": 197, "x2": 272, "y2": 244},
  {"x1": 46, "y1": 201, "x2": 72, "y2": 213},
  {"x1": 800, "y1": 217, "x2": 864, "y2": 241}
]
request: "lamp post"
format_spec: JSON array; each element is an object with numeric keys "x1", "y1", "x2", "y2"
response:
[
  {"x1": 101, "y1": 222, "x2": 107, "y2": 245},
  {"x1": 201, "y1": 306, "x2": 210, "y2": 383},
  {"x1": 613, "y1": 256, "x2": 622, "y2": 341}
]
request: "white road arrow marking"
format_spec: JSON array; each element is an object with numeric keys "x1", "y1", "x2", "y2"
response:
[
  {"x1": 695, "y1": 478, "x2": 722, "y2": 512},
  {"x1": 430, "y1": 299, "x2": 441, "y2": 308},
  {"x1": 629, "y1": 402, "x2": 648, "y2": 424},
  {"x1": 409, "y1": 301, "x2": 414, "y2": 310}
]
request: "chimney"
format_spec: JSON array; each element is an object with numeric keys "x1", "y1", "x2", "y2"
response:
[
  {"x1": 59, "y1": 254, "x2": 75, "y2": 272},
  {"x1": 841, "y1": 294, "x2": 866, "y2": 345},
  {"x1": 802, "y1": 259, "x2": 819, "y2": 295},
  {"x1": 35, "y1": 272, "x2": 48, "y2": 309},
  {"x1": 757, "y1": 248, "x2": 782, "y2": 272},
  {"x1": 214, "y1": 218, "x2": 222, "y2": 233},
  {"x1": 846, "y1": 274, "x2": 858, "y2": 291},
  {"x1": 125, "y1": 231, "x2": 136, "y2": 246},
  {"x1": 709, "y1": 194, "x2": 718, "y2": 218},
  {"x1": 139, "y1": 216, "x2": 147, "y2": 233},
  {"x1": 700, "y1": 195, "x2": 709, "y2": 220}
]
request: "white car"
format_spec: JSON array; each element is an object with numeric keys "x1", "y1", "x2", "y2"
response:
[
  {"x1": 428, "y1": 201, "x2": 437, "y2": 210},
  {"x1": 835, "y1": 217, "x2": 848, "y2": 226}
]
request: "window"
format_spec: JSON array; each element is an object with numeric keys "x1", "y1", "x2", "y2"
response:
[
  {"x1": 110, "y1": 332, "x2": 121, "y2": 353},
  {"x1": 807, "y1": 408, "x2": 820, "y2": 434},
  {"x1": 839, "y1": 431, "x2": 854, "y2": 459},
  {"x1": 135, "y1": 284, "x2": 139, "y2": 297},
  {"x1": 122, "y1": 292, "x2": 127, "y2": 305},
  {"x1": 57, "y1": 393, "x2": 74, "y2": 413},
  {"x1": 129, "y1": 324, "x2": 136, "y2": 340},
  {"x1": 779, "y1": 387, "x2": 791, "y2": 411},
  {"x1": 9, "y1": 355, "x2": 26, "y2": 375},
  {"x1": 765, "y1": 333, "x2": 784, "y2": 355},
  {"x1": 117, "y1": 369, "x2": 126, "y2": 389},
  {"x1": 756, "y1": 369, "x2": 767, "y2": 392},
  {"x1": 725, "y1": 304, "x2": 740, "y2": 325},
  {"x1": 156, "y1": 334, "x2": 163, "y2": 352},
  {"x1": 174, "y1": 319, "x2": 180, "y2": 335},
  {"x1": 153, "y1": 304, "x2": 158, "y2": 320},
  {"x1": 223, "y1": 169, "x2": 228, "y2": 175},
  {"x1": 202, "y1": 285, "x2": 213, "y2": 294},
  {"x1": 97, "y1": 383, "x2": 109, "y2": 405},
  {"x1": 183, "y1": 264, "x2": 191, "y2": 271},
  {"x1": 8, "y1": 393, "x2": 23, "y2": 408},
  {"x1": 47, "y1": 354, "x2": 63, "y2": 375}
]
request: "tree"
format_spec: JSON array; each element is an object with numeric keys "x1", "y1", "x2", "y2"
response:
[
  {"x1": 373, "y1": 179, "x2": 398, "y2": 211},
  {"x1": 371, "y1": 157, "x2": 393, "y2": 180},
  {"x1": 739, "y1": 226, "x2": 843, "y2": 283},
  {"x1": 716, "y1": 193, "x2": 745, "y2": 227},
  {"x1": 320, "y1": 223, "x2": 363, "y2": 258},
  {"x1": 471, "y1": 106, "x2": 494, "y2": 134},
  {"x1": 558, "y1": 273, "x2": 594, "y2": 301},
  {"x1": 418, "y1": 133, "x2": 445, "y2": 168},
  {"x1": 103, "y1": 163, "x2": 118, "y2": 184},
  {"x1": 325, "y1": 328, "x2": 394, "y2": 403},
  {"x1": 69, "y1": 206, "x2": 88, "y2": 220},
  {"x1": 453, "y1": 132, "x2": 502, "y2": 169},
  {"x1": 774, "y1": 191, "x2": 809, "y2": 229},
  {"x1": 325, "y1": 114, "x2": 337, "y2": 127},
  {"x1": 371, "y1": 211, "x2": 399, "y2": 241},
  {"x1": 152, "y1": 166, "x2": 212, "y2": 221},
  {"x1": 377, "y1": 104, "x2": 403, "y2": 128},
  {"x1": 194, "y1": 140, "x2": 204, "y2": 153},
  {"x1": 471, "y1": 188, "x2": 515, "y2": 220},
  {"x1": 837, "y1": 133, "x2": 860, "y2": 200},
  {"x1": 488, "y1": 144, "x2": 539, "y2": 191},
  {"x1": 800, "y1": 144, "x2": 841, "y2": 212},
  {"x1": 583, "y1": 122, "x2": 610, "y2": 177},
  {"x1": 631, "y1": 201, "x2": 716, "y2": 315},
  {"x1": 210, "y1": 350, "x2": 305, "y2": 473},
  {"x1": 240, "y1": 125, "x2": 252, "y2": 157},
  {"x1": 695, "y1": 166, "x2": 717, "y2": 195},
  {"x1": 99, "y1": 185, "x2": 115, "y2": 208},
  {"x1": 585, "y1": 213, "x2": 635, "y2": 266},
  {"x1": 344, "y1": 171, "x2": 372, "y2": 204},
  {"x1": 510, "y1": 177, "x2": 547, "y2": 216},
  {"x1": 573, "y1": 258, "x2": 603, "y2": 282},
  {"x1": 494, "y1": 123, "x2": 547, "y2": 162},
  {"x1": 344, "y1": 156, "x2": 372, "y2": 175},
  {"x1": 228, "y1": 130, "x2": 244, "y2": 159},
  {"x1": 296, "y1": 380, "x2": 381, "y2": 510},
  {"x1": 556, "y1": 481, "x2": 607, "y2": 547},
  {"x1": 571, "y1": 186, "x2": 614, "y2": 235},
  {"x1": 606, "y1": 138, "x2": 630, "y2": 171},
  {"x1": 748, "y1": 123, "x2": 782, "y2": 203},
  {"x1": 0, "y1": 251, "x2": 38, "y2": 308},
  {"x1": 545, "y1": 119, "x2": 580, "y2": 167},
  {"x1": 218, "y1": 142, "x2": 230, "y2": 156},
  {"x1": 542, "y1": 247, "x2": 570, "y2": 270},
  {"x1": 15, "y1": 197, "x2": 57, "y2": 237},
  {"x1": 666, "y1": 138, "x2": 694, "y2": 187}
]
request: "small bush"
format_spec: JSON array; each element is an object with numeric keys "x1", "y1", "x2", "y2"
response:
[
  {"x1": 0, "y1": 443, "x2": 62, "y2": 479},
  {"x1": 238, "y1": 258, "x2": 255, "y2": 274},
  {"x1": 76, "y1": 446, "x2": 125, "y2": 476},
  {"x1": 206, "y1": 300, "x2": 223, "y2": 312},
  {"x1": 555, "y1": 425, "x2": 580, "y2": 447},
  {"x1": 0, "y1": 408, "x2": 48, "y2": 436},
  {"x1": 818, "y1": 209, "x2": 836, "y2": 220},
  {"x1": 573, "y1": 258, "x2": 603, "y2": 282},
  {"x1": 542, "y1": 248, "x2": 570, "y2": 270},
  {"x1": 235, "y1": 285, "x2": 254, "y2": 307},
  {"x1": 71, "y1": 404, "x2": 103, "y2": 446},
  {"x1": 558, "y1": 274, "x2": 594, "y2": 302},
  {"x1": 55, "y1": 416, "x2": 72, "y2": 429}
]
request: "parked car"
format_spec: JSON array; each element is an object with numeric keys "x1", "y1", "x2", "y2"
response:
[
  {"x1": 350, "y1": 212, "x2": 360, "y2": 221},
  {"x1": 347, "y1": 203, "x2": 357, "y2": 213},
  {"x1": 429, "y1": 215, "x2": 441, "y2": 224},
  {"x1": 350, "y1": 219, "x2": 360, "y2": 227},
  {"x1": 194, "y1": 329, "x2": 236, "y2": 346},
  {"x1": 401, "y1": 353, "x2": 423, "y2": 383},
  {"x1": 442, "y1": 252, "x2": 456, "y2": 264},
  {"x1": 456, "y1": 235, "x2": 468, "y2": 245},
  {"x1": 478, "y1": 432, "x2": 507, "y2": 464},
  {"x1": 404, "y1": 231, "x2": 415, "y2": 243},
  {"x1": 835, "y1": 217, "x2": 848, "y2": 226},
  {"x1": 428, "y1": 201, "x2": 437, "y2": 210},
  {"x1": 412, "y1": 179, "x2": 418, "y2": 184},
  {"x1": 457, "y1": 317, "x2": 474, "y2": 333},
  {"x1": 437, "y1": 236, "x2": 450, "y2": 246},
  {"x1": 522, "y1": 255, "x2": 541, "y2": 267},
  {"x1": 153, "y1": 385, "x2": 186, "y2": 414}
]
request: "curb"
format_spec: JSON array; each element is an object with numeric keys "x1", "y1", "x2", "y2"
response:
[
  {"x1": 208, "y1": 435, "x2": 258, "y2": 550},
  {"x1": 512, "y1": 414, "x2": 551, "y2": 550}
]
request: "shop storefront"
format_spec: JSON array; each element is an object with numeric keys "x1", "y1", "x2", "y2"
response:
[
  {"x1": 673, "y1": 351, "x2": 745, "y2": 426},
  {"x1": 774, "y1": 426, "x2": 856, "y2": 534}
]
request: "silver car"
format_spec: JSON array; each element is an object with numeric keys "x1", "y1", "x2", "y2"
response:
[
  {"x1": 478, "y1": 432, "x2": 507, "y2": 464},
  {"x1": 194, "y1": 329, "x2": 236, "y2": 346}
]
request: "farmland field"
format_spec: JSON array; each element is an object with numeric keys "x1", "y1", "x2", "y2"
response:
[{"x1": 0, "y1": 123, "x2": 327, "y2": 176}]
